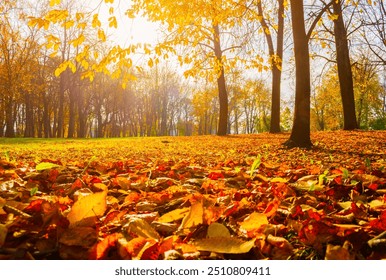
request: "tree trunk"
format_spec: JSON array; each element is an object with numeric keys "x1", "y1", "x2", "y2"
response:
[
  {"x1": 257, "y1": 0, "x2": 284, "y2": 133},
  {"x1": 57, "y1": 73, "x2": 66, "y2": 138},
  {"x1": 332, "y1": 0, "x2": 358, "y2": 130},
  {"x1": 43, "y1": 94, "x2": 51, "y2": 138},
  {"x1": 24, "y1": 92, "x2": 35, "y2": 137},
  {"x1": 213, "y1": 24, "x2": 228, "y2": 136},
  {"x1": 67, "y1": 87, "x2": 76, "y2": 138},
  {"x1": 285, "y1": 0, "x2": 312, "y2": 148},
  {"x1": 5, "y1": 96, "x2": 15, "y2": 137},
  {"x1": 77, "y1": 88, "x2": 87, "y2": 138}
]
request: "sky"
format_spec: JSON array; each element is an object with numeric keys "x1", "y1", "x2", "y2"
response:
[{"x1": 95, "y1": 0, "x2": 160, "y2": 47}]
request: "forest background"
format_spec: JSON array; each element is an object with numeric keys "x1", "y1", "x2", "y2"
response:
[{"x1": 0, "y1": 0, "x2": 385, "y2": 141}]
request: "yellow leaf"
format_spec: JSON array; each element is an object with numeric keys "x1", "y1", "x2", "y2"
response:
[
  {"x1": 178, "y1": 200, "x2": 204, "y2": 231},
  {"x1": 125, "y1": 218, "x2": 160, "y2": 241},
  {"x1": 68, "y1": 61, "x2": 76, "y2": 73},
  {"x1": 105, "y1": 0, "x2": 114, "y2": 3},
  {"x1": 147, "y1": 58, "x2": 154, "y2": 68},
  {"x1": 98, "y1": 29, "x2": 106, "y2": 42},
  {"x1": 158, "y1": 207, "x2": 190, "y2": 223},
  {"x1": 92, "y1": 14, "x2": 101, "y2": 28},
  {"x1": 194, "y1": 237, "x2": 256, "y2": 254},
  {"x1": 67, "y1": 184, "x2": 107, "y2": 227},
  {"x1": 328, "y1": 13, "x2": 339, "y2": 21},
  {"x1": 0, "y1": 224, "x2": 7, "y2": 247},
  {"x1": 49, "y1": 0, "x2": 60, "y2": 6},
  {"x1": 108, "y1": 16, "x2": 117, "y2": 28},
  {"x1": 63, "y1": 20, "x2": 74, "y2": 29},
  {"x1": 239, "y1": 212, "x2": 268, "y2": 233},
  {"x1": 77, "y1": 22, "x2": 87, "y2": 29},
  {"x1": 71, "y1": 34, "x2": 85, "y2": 47},
  {"x1": 270, "y1": 177, "x2": 288, "y2": 183},
  {"x1": 207, "y1": 222, "x2": 230, "y2": 238}
]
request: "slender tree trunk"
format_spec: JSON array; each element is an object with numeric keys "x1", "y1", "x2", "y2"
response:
[
  {"x1": 77, "y1": 89, "x2": 87, "y2": 138},
  {"x1": 332, "y1": 0, "x2": 358, "y2": 130},
  {"x1": 257, "y1": 0, "x2": 284, "y2": 133},
  {"x1": 43, "y1": 94, "x2": 51, "y2": 138},
  {"x1": 67, "y1": 87, "x2": 76, "y2": 138},
  {"x1": 213, "y1": 24, "x2": 228, "y2": 136},
  {"x1": 24, "y1": 92, "x2": 35, "y2": 137},
  {"x1": 285, "y1": 0, "x2": 312, "y2": 148},
  {"x1": 5, "y1": 95, "x2": 15, "y2": 137},
  {"x1": 57, "y1": 73, "x2": 65, "y2": 138}
]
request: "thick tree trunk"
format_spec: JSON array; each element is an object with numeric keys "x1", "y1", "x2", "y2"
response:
[
  {"x1": 332, "y1": 0, "x2": 358, "y2": 130},
  {"x1": 213, "y1": 24, "x2": 228, "y2": 136},
  {"x1": 285, "y1": 0, "x2": 312, "y2": 148}
]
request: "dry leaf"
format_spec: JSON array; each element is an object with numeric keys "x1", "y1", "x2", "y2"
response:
[
  {"x1": 67, "y1": 184, "x2": 107, "y2": 227},
  {"x1": 178, "y1": 200, "x2": 204, "y2": 231},
  {"x1": 124, "y1": 217, "x2": 160, "y2": 241},
  {"x1": 325, "y1": 241, "x2": 354, "y2": 260},
  {"x1": 0, "y1": 224, "x2": 7, "y2": 247},
  {"x1": 239, "y1": 212, "x2": 268, "y2": 235},
  {"x1": 207, "y1": 222, "x2": 231, "y2": 238},
  {"x1": 194, "y1": 237, "x2": 256, "y2": 254}
]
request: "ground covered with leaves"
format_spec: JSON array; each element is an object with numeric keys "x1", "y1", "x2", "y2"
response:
[{"x1": 0, "y1": 131, "x2": 385, "y2": 260}]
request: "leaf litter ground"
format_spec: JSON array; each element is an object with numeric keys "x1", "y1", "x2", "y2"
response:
[{"x1": 0, "y1": 131, "x2": 385, "y2": 260}]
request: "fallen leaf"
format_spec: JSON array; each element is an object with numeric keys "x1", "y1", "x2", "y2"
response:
[
  {"x1": 158, "y1": 207, "x2": 190, "y2": 223},
  {"x1": 67, "y1": 184, "x2": 107, "y2": 227},
  {"x1": 207, "y1": 222, "x2": 231, "y2": 238},
  {"x1": 0, "y1": 224, "x2": 7, "y2": 247},
  {"x1": 36, "y1": 162, "x2": 60, "y2": 171},
  {"x1": 239, "y1": 212, "x2": 268, "y2": 235},
  {"x1": 124, "y1": 217, "x2": 160, "y2": 241},
  {"x1": 178, "y1": 199, "x2": 204, "y2": 232},
  {"x1": 194, "y1": 237, "x2": 256, "y2": 254},
  {"x1": 325, "y1": 241, "x2": 354, "y2": 260}
]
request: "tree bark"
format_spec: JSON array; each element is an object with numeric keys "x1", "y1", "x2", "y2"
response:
[
  {"x1": 24, "y1": 92, "x2": 35, "y2": 137},
  {"x1": 285, "y1": 0, "x2": 312, "y2": 148},
  {"x1": 213, "y1": 24, "x2": 228, "y2": 136},
  {"x1": 257, "y1": 0, "x2": 284, "y2": 133},
  {"x1": 5, "y1": 95, "x2": 15, "y2": 137},
  {"x1": 332, "y1": 0, "x2": 358, "y2": 130}
]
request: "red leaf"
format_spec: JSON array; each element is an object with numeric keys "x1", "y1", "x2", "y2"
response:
[
  {"x1": 25, "y1": 199, "x2": 44, "y2": 212},
  {"x1": 291, "y1": 205, "x2": 304, "y2": 218},
  {"x1": 368, "y1": 183, "x2": 378, "y2": 191},
  {"x1": 89, "y1": 233, "x2": 119, "y2": 260},
  {"x1": 263, "y1": 199, "x2": 280, "y2": 217},
  {"x1": 369, "y1": 211, "x2": 386, "y2": 232},
  {"x1": 208, "y1": 172, "x2": 224, "y2": 180}
]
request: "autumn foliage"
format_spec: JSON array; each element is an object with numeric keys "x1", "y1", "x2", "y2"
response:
[{"x1": 0, "y1": 131, "x2": 385, "y2": 260}]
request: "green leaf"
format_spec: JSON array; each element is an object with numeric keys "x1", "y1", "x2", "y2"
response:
[
  {"x1": 30, "y1": 187, "x2": 38, "y2": 196},
  {"x1": 4, "y1": 151, "x2": 10, "y2": 162},
  {"x1": 342, "y1": 168, "x2": 349, "y2": 180},
  {"x1": 250, "y1": 155, "x2": 262, "y2": 177},
  {"x1": 36, "y1": 162, "x2": 60, "y2": 171}
]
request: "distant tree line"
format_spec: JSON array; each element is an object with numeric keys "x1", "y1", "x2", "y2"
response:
[{"x1": 0, "y1": 0, "x2": 385, "y2": 141}]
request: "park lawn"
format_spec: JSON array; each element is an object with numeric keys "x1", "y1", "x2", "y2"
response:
[{"x1": 0, "y1": 130, "x2": 385, "y2": 260}]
